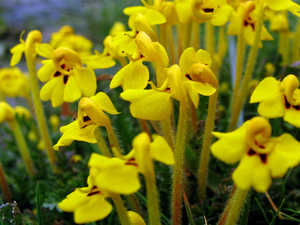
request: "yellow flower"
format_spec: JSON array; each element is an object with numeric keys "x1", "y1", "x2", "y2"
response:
[
  {"x1": 227, "y1": 1, "x2": 273, "y2": 47},
  {"x1": 120, "y1": 64, "x2": 184, "y2": 121},
  {"x1": 212, "y1": 117, "x2": 300, "y2": 192},
  {"x1": 0, "y1": 102, "x2": 15, "y2": 124},
  {"x1": 58, "y1": 176, "x2": 113, "y2": 224},
  {"x1": 110, "y1": 32, "x2": 168, "y2": 91},
  {"x1": 50, "y1": 25, "x2": 93, "y2": 57},
  {"x1": 88, "y1": 132, "x2": 174, "y2": 193},
  {"x1": 0, "y1": 67, "x2": 30, "y2": 98},
  {"x1": 179, "y1": 47, "x2": 218, "y2": 108},
  {"x1": 176, "y1": 0, "x2": 233, "y2": 25},
  {"x1": 270, "y1": 12, "x2": 289, "y2": 32},
  {"x1": 53, "y1": 92, "x2": 119, "y2": 150},
  {"x1": 250, "y1": 75, "x2": 300, "y2": 127},
  {"x1": 113, "y1": 6, "x2": 166, "y2": 57},
  {"x1": 264, "y1": 0, "x2": 300, "y2": 17},
  {"x1": 38, "y1": 47, "x2": 97, "y2": 107},
  {"x1": 127, "y1": 211, "x2": 146, "y2": 225}
]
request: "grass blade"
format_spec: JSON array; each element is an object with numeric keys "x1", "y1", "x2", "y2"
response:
[
  {"x1": 36, "y1": 182, "x2": 43, "y2": 225},
  {"x1": 255, "y1": 198, "x2": 270, "y2": 224},
  {"x1": 182, "y1": 186, "x2": 195, "y2": 225},
  {"x1": 269, "y1": 199, "x2": 285, "y2": 225}
]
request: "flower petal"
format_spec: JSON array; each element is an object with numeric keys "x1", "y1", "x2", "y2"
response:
[
  {"x1": 90, "y1": 92, "x2": 120, "y2": 115},
  {"x1": 121, "y1": 89, "x2": 173, "y2": 121},
  {"x1": 73, "y1": 67, "x2": 97, "y2": 97},
  {"x1": 88, "y1": 153, "x2": 141, "y2": 195},
  {"x1": 268, "y1": 134, "x2": 300, "y2": 177},
  {"x1": 150, "y1": 135, "x2": 174, "y2": 165},
  {"x1": 110, "y1": 61, "x2": 149, "y2": 90}
]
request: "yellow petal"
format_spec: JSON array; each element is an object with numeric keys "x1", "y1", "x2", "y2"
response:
[
  {"x1": 284, "y1": 107, "x2": 300, "y2": 127},
  {"x1": 110, "y1": 61, "x2": 149, "y2": 90},
  {"x1": 73, "y1": 67, "x2": 97, "y2": 97},
  {"x1": 184, "y1": 81, "x2": 200, "y2": 108},
  {"x1": 196, "y1": 49, "x2": 212, "y2": 67},
  {"x1": 128, "y1": 211, "x2": 146, "y2": 225},
  {"x1": 83, "y1": 54, "x2": 116, "y2": 69},
  {"x1": 250, "y1": 77, "x2": 285, "y2": 118},
  {"x1": 210, "y1": 4, "x2": 233, "y2": 26},
  {"x1": 10, "y1": 44, "x2": 25, "y2": 67},
  {"x1": 268, "y1": 134, "x2": 300, "y2": 177},
  {"x1": 88, "y1": 153, "x2": 141, "y2": 195},
  {"x1": 211, "y1": 122, "x2": 248, "y2": 164},
  {"x1": 150, "y1": 135, "x2": 174, "y2": 165},
  {"x1": 64, "y1": 75, "x2": 81, "y2": 103},
  {"x1": 53, "y1": 120, "x2": 97, "y2": 150},
  {"x1": 90, "y1": 92, "x2": 120, "y2": 115},
  {"x1": 233, "y1": 154, "x2": 272, "y2": 192},
  {"x1": 179, "y1": 47, "x2": 198, "y2": 74},
  {"x1": 35, "y1": 43, "x2": 54, "y2": 59},
  {"x1": 37, "y1": 60, "x2": 57, "y2": 82},
  {"x1": 40, "y1": 77, "x2": 65, "y2": 107},
  {"x1": 121, "y1": 89, "x2": 173, "y2": 121},
  {"x1": 58, "y1": 187, "x2": 112, "y2": 224}
]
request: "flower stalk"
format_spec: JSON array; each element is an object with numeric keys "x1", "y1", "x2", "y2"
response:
[
  {"x1": 0, "y1": 160, "x2": 11, "y2": 202},
  {"x1": 198, "y1": 91, "x2": 218, "y2": 199},
  {"x1": 94, "y1": 127, "x2": 111, "y2": 157},
  {"x1": 24, "y1": 31, "x2": 57, "y2": 171},
  {"x1": 110, "y1": 193, "x2": 132, "y2": 225},
  {"x1": 228, "y1": 2, "x2": 266, "y2": 131},
  {"x1": 171, "y1": 98, "x2": 189, "y2": 225}
]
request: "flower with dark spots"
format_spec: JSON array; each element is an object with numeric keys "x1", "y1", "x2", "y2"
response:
[
  {"x1": 250, "y1": 75, "x2": 300, "y2": 127},
  {"x1": 212, "y1": 117, "x2": 300, "y2": 192}
]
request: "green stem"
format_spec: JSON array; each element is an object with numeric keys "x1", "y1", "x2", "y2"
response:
[
  {"x1": 0, "y1": 160, "x2": 11, "y2": 202},
  {"x1": 8, "y1": 119, "x2": 36, "y2": 177},
  {"x1": 145, "y1": 159, "x2": 161, "y2": 225},
  {"x1": 218, "y1": 187, "x2": 249, "y2": 225},
  {"x1": 110, "y1": 193, "x2": 132, "y2": 225},
  {"x1": 279, "y1": 31, "x2": 289, "y2": 66},
  {"x1": 191, "y1": 21, "x2": 200, "y2": 51},
  {"x1": 184, "y1": 21, "x2": 193, "y2": 49},
  {"x1": 171, "y1": 100, "x2": 189, "y2": 225},
  {"x1": 106, "y1": 124, "x2": 122, "y2": 154},
  {"x1": 292, "y1": 17, "x2": 300, "y2": 63},
  {"x1": 206, "y1": 22, "x2": 215, "y2": 64},
  {"x1": 167, "y1": 25, "x2": 176, "y2": 65},
  {"x1": 159, "y1": 23, "x2": 168, "y2": 54},
  {"x1": 197, "y1": 92, "x2": 218, "y2": 199},
  {"x1": 94, "y1": 127, "x2": 111, "y2": 157},
  {"x1": 231, "y1": 33, "x2": 245, "y2": 123},
  {"x1": 161, "y1": 119, "x2": 175, "y2": 151},
  {"x1": 24, "y1": 31, "x2": 57, "y2": 172},
  {"x1": 228, "y1": 3, "x2": 266, "y2": 131}
]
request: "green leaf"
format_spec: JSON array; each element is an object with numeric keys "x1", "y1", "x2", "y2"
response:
[
  {"x1": 182, "y1": 187, "x2": 195, "y2": 225},
  {"x1": 36, "y1": 183, "x2": 43, "y2": 225},
  {"x1": 255, "y1": 198, "x2": 270, "y2": 224},
  {"x1": 269, "y1": 199, "x2": 285, "y2": 225}
]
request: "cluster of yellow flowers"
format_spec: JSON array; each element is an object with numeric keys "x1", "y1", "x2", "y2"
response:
[{"x1": 1, "y1": 0, "x2": 300, "y2": 224}]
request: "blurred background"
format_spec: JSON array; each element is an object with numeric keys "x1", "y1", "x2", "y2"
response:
[{"x1": 0, "y1": 0, "x2": 141, "y2": 67}]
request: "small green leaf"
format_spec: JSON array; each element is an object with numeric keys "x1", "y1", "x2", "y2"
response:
[
  {"x1": 182, "y1": 187, "x2": 195, "y2": 225},
  {"x1": 36, "y1": 183, "x2": 43, "y2": 225}
]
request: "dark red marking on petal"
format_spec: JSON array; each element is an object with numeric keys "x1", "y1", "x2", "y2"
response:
[
  {"x1": 254, "y1": 140, "x2": 265, "y2": 149},
  {"x1": 250, "y1": 23, "x2": 255, "y2": 31},
  {"x1": 82, "y1": 125, "x2": 88, "y2": 128},
  {"x1": 244, "y1": 21, "x2": 249, "y2": 27},
  {"x1": 293, "y1": 105, "x2": 300, "y2": 110},
  {"x1": 203, "y1": 8, "x2": 214, "y2": 13},
  {"x1": 61, "y1": 64, "x2": 66, "y2": 69},
  {"x1": 247, "y1": 149, "x2": 256, "y2": 156},
  {"x1": 54, "y1": 71, "x2": 61, "y2": 77},
  {"x1": 63, "y1": 75, "x2": 69, "y2": 84},
  {"x1": 83, "y1": 116, "x2": 91, "y2": 122},
  {"x1": 87, "y1": 191, "x2": 101, "y2": 196},
  {"x1": 185, "y1": 74, "x2": 192, "y2": 80},
  {"x1": 125, "y1": 159, "x2": 138, "y2": 167},
  {"x1": 284, "y1": 96, "x2": 291, "y2": 109},
  {"x1": 259, "y1": 154, "x2": 267, "y2": 164},
  {"x1": 166, "y1": 87, "x2": 170, "y2": 91}
]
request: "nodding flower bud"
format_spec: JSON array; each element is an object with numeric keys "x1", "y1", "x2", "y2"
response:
[
  {"x1": 135, "y1": 31, "x2": 169, "y2": 66},
  {"x1": 245, "y1": 117, "x2": 273, "y2": 154},
  {"x1": 0, "y1": 102, "x2": 15, "y2": 124},
  {"x1": 281, "y1": 74, "x2": 300, "y2": 106},
  {"x1": 24, "y1": 30, "x2": 42, "y2": 58},
  {"x1": 52, "y1": 47, "x2": 82, "y2": 75},
  {"x1": 78, "y1": 97, "x2": 110, "y2": 128},
  {"x1": 188, "y1": 63, "x2": 218, "y2": 89}
]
